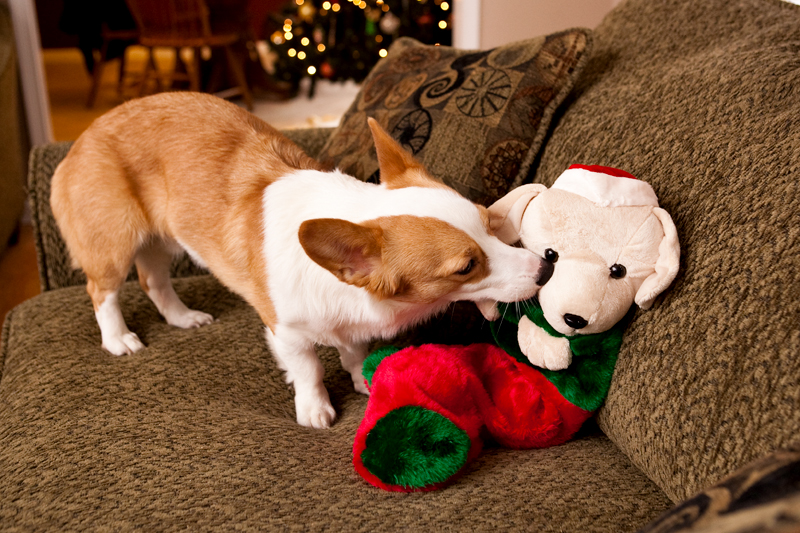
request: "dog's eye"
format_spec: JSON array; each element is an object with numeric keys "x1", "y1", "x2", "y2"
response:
[
  {"x1": 610, "y1": 264, "x2": 627, "y2": 279},
  {"x1": 456, "y1": 259, "x2": 475, "y2": 276},
  {"x1": 544, "y1": 248, "x2": 559, "y2": 263}
]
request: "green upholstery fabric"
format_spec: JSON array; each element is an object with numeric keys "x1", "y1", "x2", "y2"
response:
[
  {"x1": 0, "y1": 276, "x2": 672, "y2": 531},
  {"x1": 534, "y1": 0, "x2": 800, "y2": 503}
]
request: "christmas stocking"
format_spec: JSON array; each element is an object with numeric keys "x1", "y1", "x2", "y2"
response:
[{"x1": 352, "y1": 343, "x2": 592, "y2": 492}]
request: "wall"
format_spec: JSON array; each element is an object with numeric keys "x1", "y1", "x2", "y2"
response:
[
  {"x1": 454, "y1": 0, "x2": 618, "y2": 49},
  {"x1": 7, "y1": 0, "x2": 53, "y2": 146}
]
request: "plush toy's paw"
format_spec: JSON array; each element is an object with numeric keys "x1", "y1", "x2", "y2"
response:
[
  {"x1": 357, "y1": 406, "x2": 471, "y2": 491},
  {"x1": 518, "y1": 315, "x2": 572, "y2": 370}
]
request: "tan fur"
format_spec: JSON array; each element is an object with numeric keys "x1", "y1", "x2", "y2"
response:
[
  {"x1": 51, "y1": 92, "x2": 325, "y2": 328},
  {"x1": 367, "y1": 118, "x2": 451, "y2": 191}
]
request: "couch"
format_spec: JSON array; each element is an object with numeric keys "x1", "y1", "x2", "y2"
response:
[{"x1": 2, "y1": 0, "x2": 799, "y2": 530}]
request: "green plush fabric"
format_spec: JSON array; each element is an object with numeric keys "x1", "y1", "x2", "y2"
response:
[
  {"x1": 534, "y1": 0, "x2": 800, "y2": 503},
  {"x1": 0, "y1": 277, "x2": 673, "y2": 531},
  {"x1": 361, "y1": 406, "x2": 471, "y2": 489},
  {"x1": 492, "y1": 300, "x2": 630, "y2": 412}
]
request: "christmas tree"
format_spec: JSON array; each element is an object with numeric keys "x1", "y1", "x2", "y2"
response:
[{"x1": 263, "y1": 0, "x2": 452, "y2": 93}]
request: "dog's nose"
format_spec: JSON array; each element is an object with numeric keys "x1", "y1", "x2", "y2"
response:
[
  {"x1": 535, "y1": 260, "x2": 554, "y2": 286},
  {"x1": 563, "y1": 313, "x2": 588, "y2": 330}
]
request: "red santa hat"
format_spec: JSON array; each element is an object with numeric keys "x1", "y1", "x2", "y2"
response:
[{"x1": 551, "y1": 164, "x2": 659, "y2": 207}]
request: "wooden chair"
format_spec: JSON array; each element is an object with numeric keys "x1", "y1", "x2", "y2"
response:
[
  {"x1": 86, "y1": 25, "x2": 140, "y2": 108},
  {"x1": 124, "y1": 0, "x2": 253, "y2": 109}
]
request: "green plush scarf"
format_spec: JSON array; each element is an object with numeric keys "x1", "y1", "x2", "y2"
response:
[{"x1": 491, "y1": 300, "x2": 634, "y2": 412}]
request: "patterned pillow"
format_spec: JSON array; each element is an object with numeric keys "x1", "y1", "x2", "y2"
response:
[{"x1": 316, "y1": 31, "x2": 592, "y2": 205}]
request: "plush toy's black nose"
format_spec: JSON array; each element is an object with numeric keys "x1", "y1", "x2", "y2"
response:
[
  {"x1": 536, "y1": 260, "x2": 554, "y2": 286},
  {"x1": 563, "y1": 313, "x2": 588, "y2": 330}
]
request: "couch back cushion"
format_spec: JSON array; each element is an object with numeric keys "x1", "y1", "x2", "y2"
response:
[{"x1": 535, "y1": 0, "x2": 800, "y2": 502}]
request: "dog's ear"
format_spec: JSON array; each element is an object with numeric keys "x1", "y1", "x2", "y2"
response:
[
  {"x1": 487, "y1": 184, "x2": 548, "y2": 244},
  {"x1": 299, "y1": 218, "x2": 400, "y2": 298},
  {"x1": 368, "y1": 117, "x2": 443, "y2": 190},
  {"x1": 635, "y1": 207, "x2": 681, "y2": 309}
]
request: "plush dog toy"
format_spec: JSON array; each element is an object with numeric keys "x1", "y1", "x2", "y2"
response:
[{"x1": 352, "y1": 165, "x2": 681, "y2": 492}]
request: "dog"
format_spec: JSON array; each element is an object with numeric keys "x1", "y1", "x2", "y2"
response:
[{"x1": 51, "y1": 92, "x2": 548, "y2": 428}]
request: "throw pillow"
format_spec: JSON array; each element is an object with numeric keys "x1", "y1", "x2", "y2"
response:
[{"x1": 317, "y1": 31, "x2": 592, "y2": 205}]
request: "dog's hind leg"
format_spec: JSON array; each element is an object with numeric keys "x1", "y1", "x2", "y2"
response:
[
  {"x1": 91, "y1": 282, "x2": 145, "y2": 355},
  {"x1": 83, "y1": 235, "x2": 145, "y2": 356},
  {"x1": 135, "y1": 238, "x2": 214, "y2": 329}
]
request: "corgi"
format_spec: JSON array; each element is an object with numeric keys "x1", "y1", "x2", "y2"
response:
[{"x1": 50, "y1": 92, "x2": 548, "y2": 428}]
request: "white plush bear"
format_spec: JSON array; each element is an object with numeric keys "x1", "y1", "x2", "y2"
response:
[{"x1": 486, "y1": 165, "x2": 681, "y2": 371}]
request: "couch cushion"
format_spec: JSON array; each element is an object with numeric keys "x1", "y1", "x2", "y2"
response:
[
  {"x1": 316, "y1": 32, "x2": 591, "y2": 205},
  {"x1": 535, "y1": 0, "x2": 800, "y2": 503},
  {"x1": 0, "y1": 276, "x2": 672, "y2": 530}
]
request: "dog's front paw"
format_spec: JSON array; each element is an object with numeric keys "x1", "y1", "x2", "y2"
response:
[
  {"x1": 295, "y1": 391, "x2": 337, "y2": 429},
  {"x1": 102, "y1": 332, "x2": 145, "y2": 356},
  {"x1": 166, "y1": 308, "x2": 215, "y2": 329}
]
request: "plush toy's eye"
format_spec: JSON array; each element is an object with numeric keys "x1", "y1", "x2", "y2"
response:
[
  {"x1": 544, "y1": 248, "x2": 559, "y2": 263},
  {"x1": 456, "y1": 259, "x2": 475, "y2": 276},
  {"x1": 610, "y1": 264, "x2": 627, "y2": 279}
]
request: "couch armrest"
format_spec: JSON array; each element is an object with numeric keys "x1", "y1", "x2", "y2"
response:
[
  {"x1": 28, "y1": 141, "x2": 79, "y2": 292},
  {"x1": 636, "y1": 440, "x2": 800, "y2": 533},
  {"x1": 27, "y1": 127, "x2": 334, "y2": 292}
]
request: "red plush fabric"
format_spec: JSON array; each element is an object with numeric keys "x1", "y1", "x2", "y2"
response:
[
  {"x1": 567, "y1": 164, "x2": 638, "y2": 180},
  {"x1": 353, "y1": 344, "x2": 592, "y2": 491}
]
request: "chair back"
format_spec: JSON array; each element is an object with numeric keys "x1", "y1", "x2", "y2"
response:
[{"x1": 125, "y1": 0, "x2": 212, "y2": 40}]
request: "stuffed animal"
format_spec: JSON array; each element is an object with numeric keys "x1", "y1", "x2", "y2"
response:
[{"x1": 352, "y1": 165, "x2": 681, "y2": 492}]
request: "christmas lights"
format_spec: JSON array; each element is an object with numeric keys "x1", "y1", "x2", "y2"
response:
[{"x1": 265, "y1": 0, "x2": 452, "y2": 91}]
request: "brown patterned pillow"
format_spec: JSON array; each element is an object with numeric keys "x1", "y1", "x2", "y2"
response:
[{"x1": 317, "y1": 31, "x2": 592, "y2": 205}]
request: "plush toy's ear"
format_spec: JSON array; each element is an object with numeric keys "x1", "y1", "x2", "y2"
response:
[
  {"x1": 487, "y1": 184, "x2": 548, "y2": 244},
  {"x1": 635, "y1": 207, "x2": 681, "y2": 309}
]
